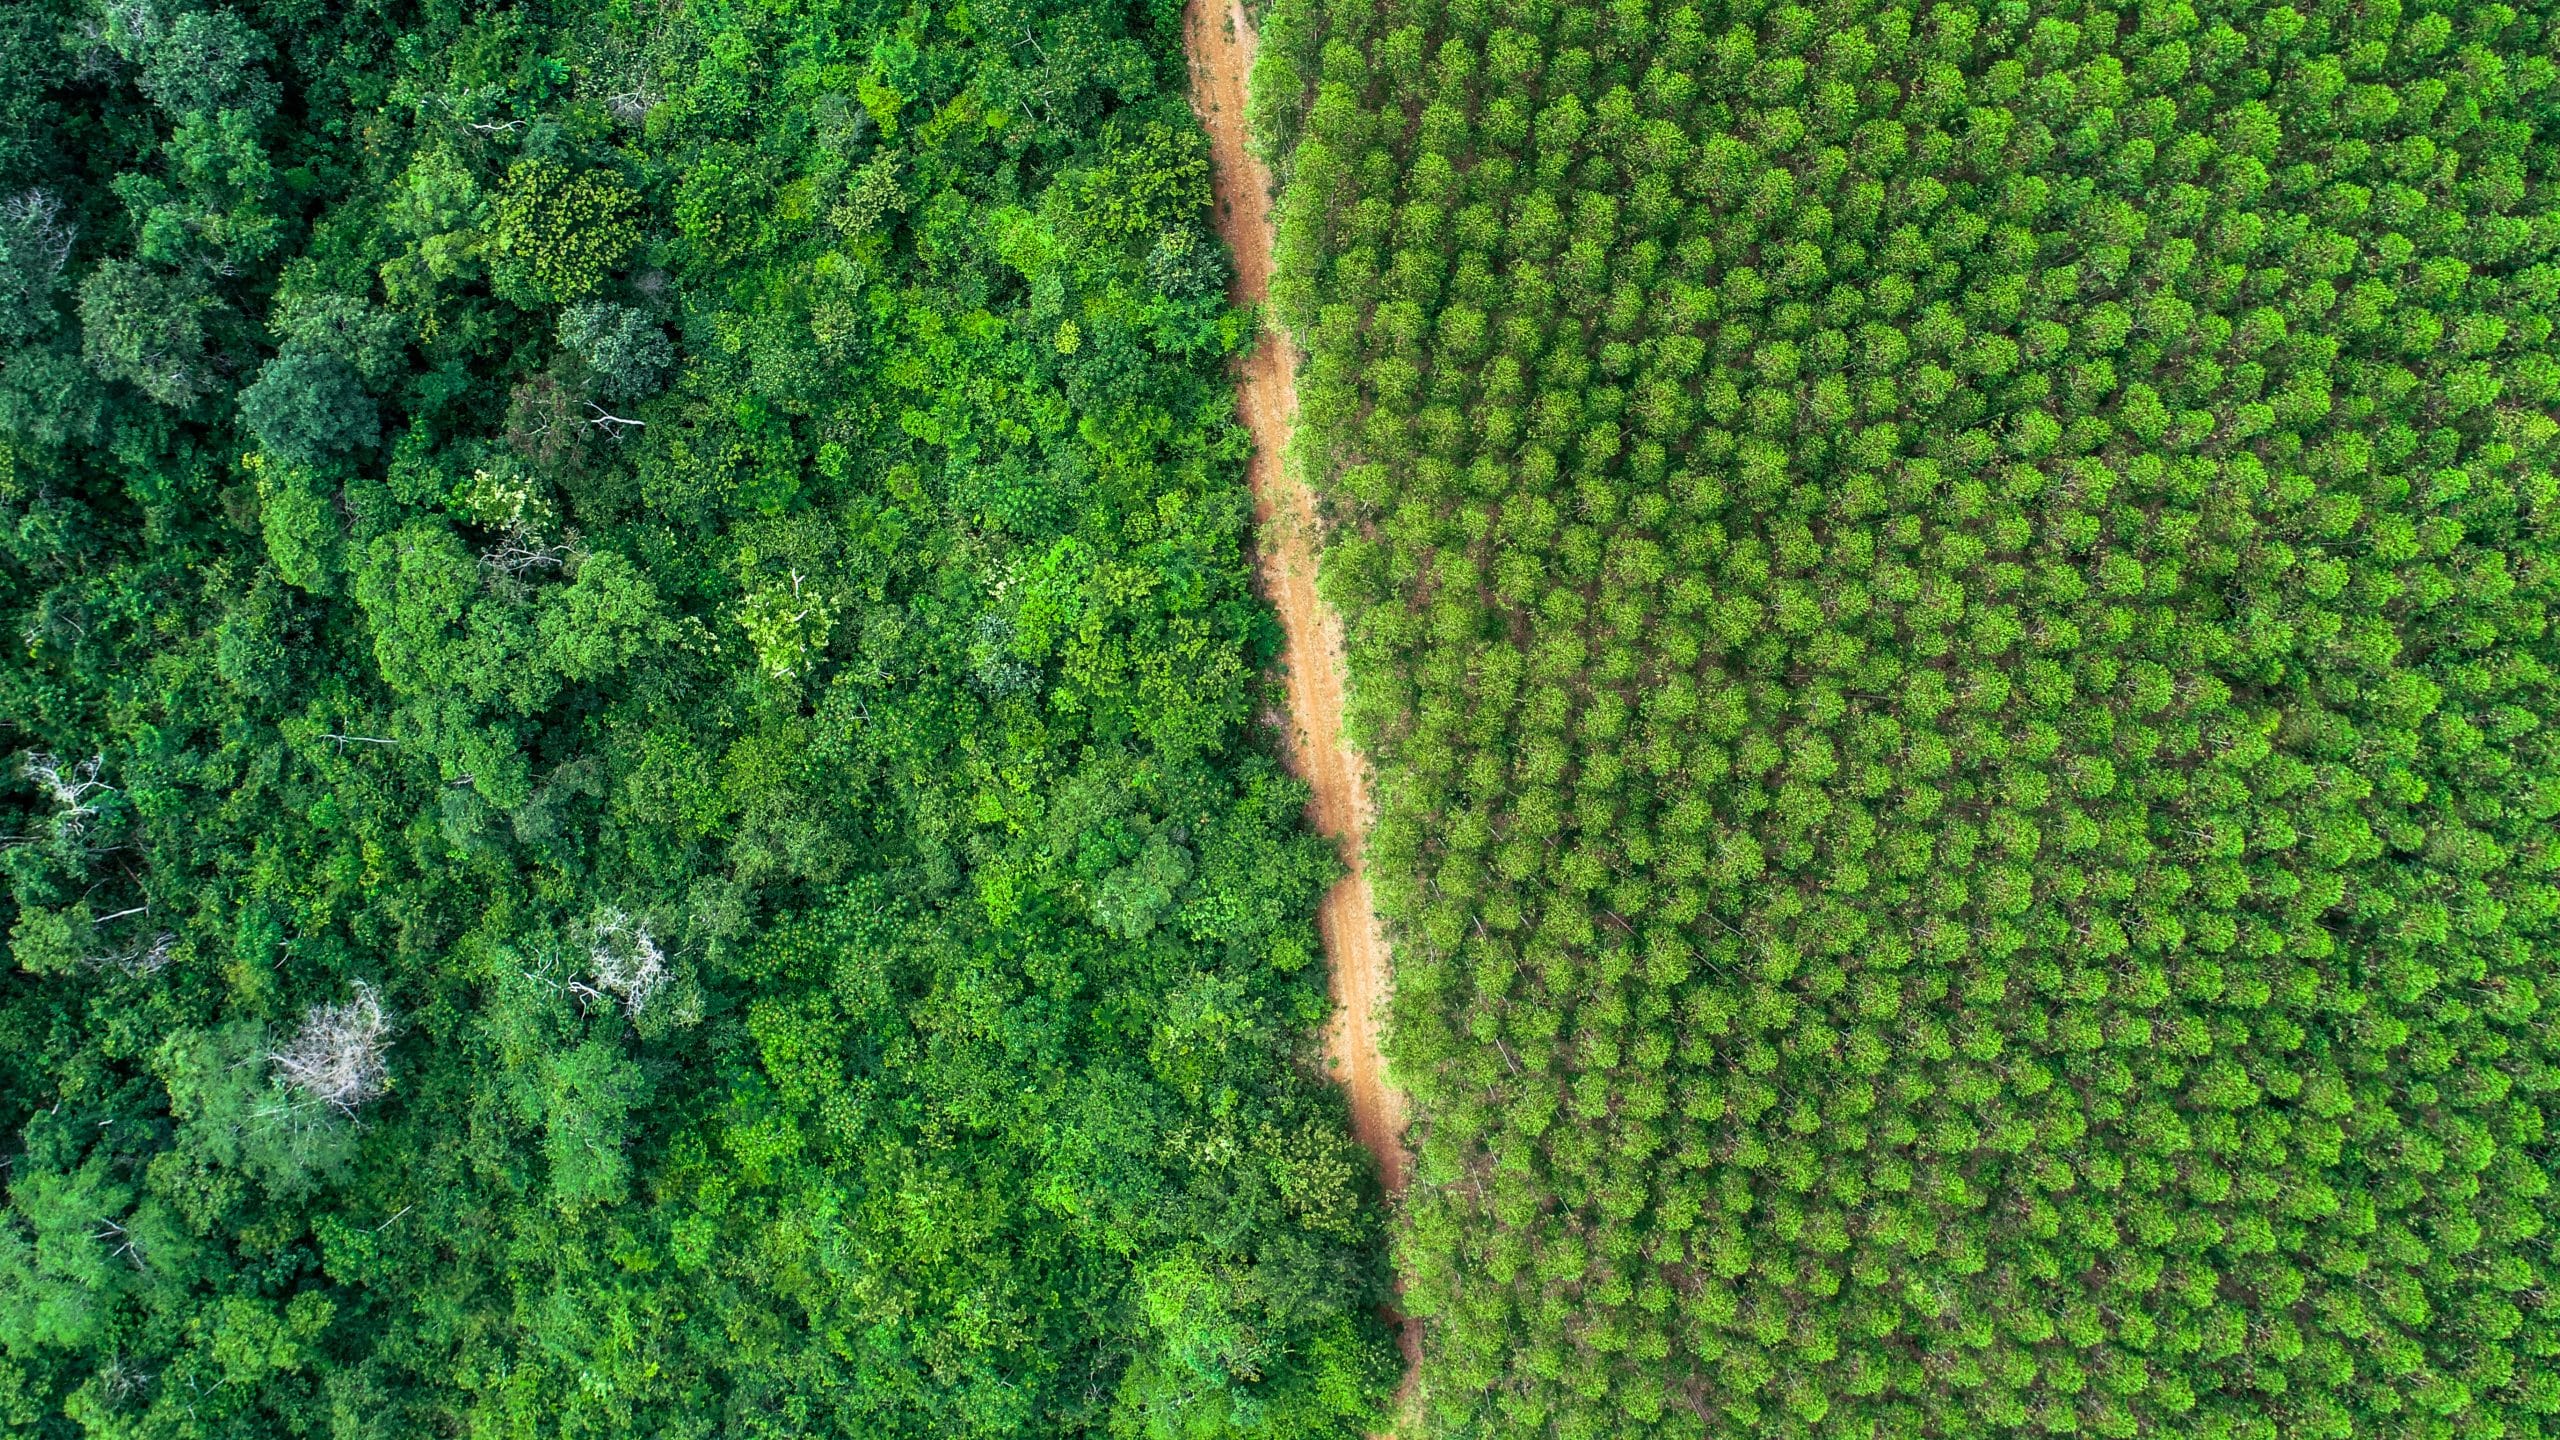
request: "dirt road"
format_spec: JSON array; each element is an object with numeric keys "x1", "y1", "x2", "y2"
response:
[{"x1": 1183, "y1": 0, "x2": 1416, "y2": 1248}]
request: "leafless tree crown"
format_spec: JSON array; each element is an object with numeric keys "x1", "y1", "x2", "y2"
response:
[
  {"x1": 22, "y1": 752, "x2": 112, "y2": 838},
  {"x1": 270, "y1": 983, "x2": 393, "y2": 1113},
  {"x1": 575, "y1": 908, "x2": 667, "y2": 1017},
  {"x1": 0, "y1": 190, "x2": 75, "y2": 271},
  {"x1": 95, "y1": 930, "x2": 175, "y2": 977},
  {"x1": 605, "y1": 83, "x2": 662, "y2": 127}
]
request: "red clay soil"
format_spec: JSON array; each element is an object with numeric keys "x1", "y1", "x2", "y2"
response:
[{"x1": 1182, "y1": 0, "x2": 1423, "y2": 1399}]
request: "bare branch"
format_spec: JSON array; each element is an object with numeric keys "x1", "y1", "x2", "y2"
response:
[
  {"x1": 22, "y1": 753, "x2": 113, "y2": 838},
  {"x1": 574, "y1": 908, "x2": 667, "y2": 1018},
  {"x1": 604, "y1": 85, "x2": 662, "y2": 126},
  {"x1": 0, "y1": 189, "x2": 75, "y2": 271},
  {"x1": 481, "y1": 530, "x2": 572, "y2": 581},
  {"x1": 91, "y1": 1216, "x2": 148, "y2": 1271},
  {"x1": 97, "y1": 1352, "x2": 154, "y2": 1406},
  {"x1": 93, "y1": 931, "x2": 175, "y2": 977},
  {"x1": 270, "y1": 983, "x2": 394, "y2": 1114},
  {"x1": 585, "y1": 403, "x2": 646, "y2": 440}
]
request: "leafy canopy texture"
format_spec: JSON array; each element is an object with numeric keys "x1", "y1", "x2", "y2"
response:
[
  {"x1": 1256, "y1": 0, "x2": 2560, "y2": 1433},
  {"x1": 0, "y1": 0, "x2": 1398, "y2": 1435}
]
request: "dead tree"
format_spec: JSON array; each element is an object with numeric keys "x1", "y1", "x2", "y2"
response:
[
  {"x1": 21, "y1": 752, "x2": 112, "y2": 838},
  {"x1": 605, "y1": 84, "x2": 662, "y2": 127},
  {"x1": 96, "y1": 931, "x2": 175, "y2": 977},
  {"x1": 573, "y1": 908, "x2": 667, "y2": 1018},
  {"x1": 0, "y1": 190, "x2": 75, "y2": 271},
  {"x1": 270, "y1": 983, "x2": 393, "y2": 1114},
  {"x1": 481, "y1": 529, "x2": 574, "y2": 583},
  {"x1": 96, "y1": 1353, "x2": 153, "y2": 1406}
]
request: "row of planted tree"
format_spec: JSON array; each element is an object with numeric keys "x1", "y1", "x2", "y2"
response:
[{"x1": 1253, "y1": 0, "x2": 2560, "y2": 1433}]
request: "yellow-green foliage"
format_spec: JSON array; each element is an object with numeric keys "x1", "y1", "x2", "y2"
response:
[
  {"x1": 492, "y1": 157, "x2": 641, "y2": 304},
  {"x1": 1259, "y1": 0, "x2": 2560, "y2": 1434}
]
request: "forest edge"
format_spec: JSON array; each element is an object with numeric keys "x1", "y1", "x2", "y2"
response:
[{"x1": 1182, "y1": 0, "x2": 1424, "y2": 1407}]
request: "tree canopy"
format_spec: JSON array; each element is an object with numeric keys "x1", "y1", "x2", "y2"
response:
[
  {"x1": 0, "y1": 0, "x2": 1397, "y2": 1435},
  {"x1": 1257, "y1": 0, "x2": 2560, "y2": 1432}
]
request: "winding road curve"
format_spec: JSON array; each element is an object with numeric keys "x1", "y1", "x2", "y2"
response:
[{"x1": 1182, "y1": 0, "x2": 1422, "y2": 1402}]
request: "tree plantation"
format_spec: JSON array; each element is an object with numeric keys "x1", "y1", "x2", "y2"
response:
[
  {"x1": 1253, "y1": 0, "x2": 2560, "y2": 1433},
  {"x1": 0, "y1": 0, "x2": 1400, "y2": 1434}
]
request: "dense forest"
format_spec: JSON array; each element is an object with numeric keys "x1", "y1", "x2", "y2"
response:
[
  {"x1": 1255, "y1": 0, "x2": 2560, "y2": 1434},
  {"x1": 0, "y1": 0, "x2": 1404, "y2": 1435}
]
